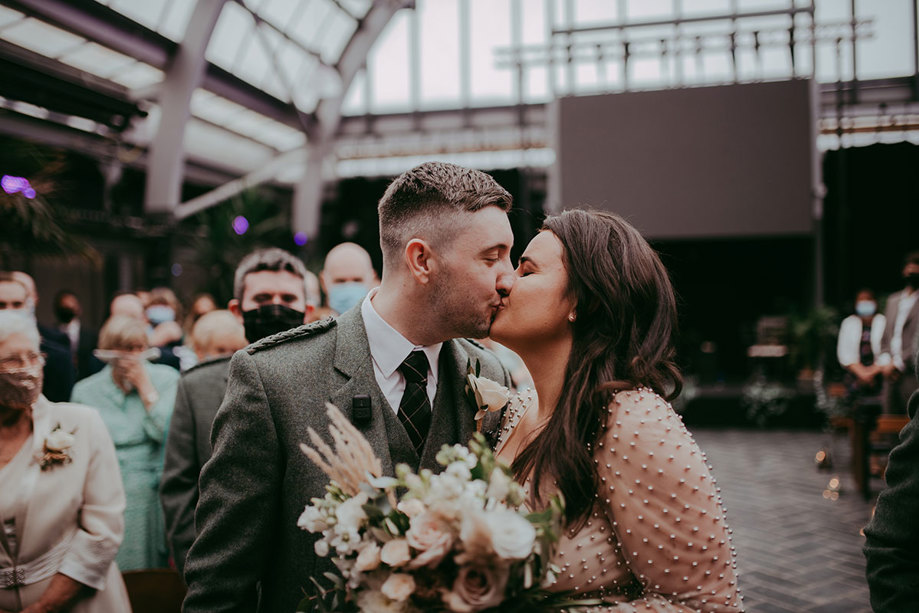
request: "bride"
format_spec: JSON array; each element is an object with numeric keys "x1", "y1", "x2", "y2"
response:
[{"x1": 490, "y1": 209, "x2": 743, "y2": 612}]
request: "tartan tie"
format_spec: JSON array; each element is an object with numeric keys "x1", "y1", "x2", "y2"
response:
[{"x1": 397, "y1": 350, "x2": 432, "y2": 454}]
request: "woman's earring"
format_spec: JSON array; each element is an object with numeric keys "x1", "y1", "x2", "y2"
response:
[{"x1": 568, "y1": 313, "x2": 576, "y2": 322}]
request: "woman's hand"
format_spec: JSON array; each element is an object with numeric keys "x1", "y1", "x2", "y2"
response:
[
  {"x1": 20, "y1": 574, "x2": 87, "y2": 613},
  {"x1": 118, "y1": 358, "x2": 158, "y2": 410}
]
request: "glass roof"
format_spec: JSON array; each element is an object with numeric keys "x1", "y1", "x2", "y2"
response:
[{"x1": 0, "y1": 0, "x2": 914, "y2": 184}]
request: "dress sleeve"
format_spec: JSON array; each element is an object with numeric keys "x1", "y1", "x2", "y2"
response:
[
  {"x1": 592, "y1": 390, "x2": 743, "y2": 612},
  {"x1": 141, "y1": 366, "x2": 179, "y2": 444},
  {"x1": 837, "y1": 316, "x2": 860, "y2": 368},
  {"x1": 58, "y1": 408, "x2": 126, "y2": 590},
  {"x1": 182, "y1": 351, "x2": 281, "y2": 613},
  {"x1": 159, "y1": 375, "x2": 200, "y2": 576}
]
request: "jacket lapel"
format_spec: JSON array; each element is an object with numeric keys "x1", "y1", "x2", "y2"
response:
[{"x1": 327, "y1": 309, "x2": 398, "y2": 477}]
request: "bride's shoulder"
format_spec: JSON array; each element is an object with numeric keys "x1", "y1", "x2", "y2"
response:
[{"x1": 603, "y1": 386, "x2": 683, "y2": 432}]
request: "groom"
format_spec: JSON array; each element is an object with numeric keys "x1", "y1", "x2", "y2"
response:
[{"x1": 182, "y1": 162, "x2": 516, "y2": 613}]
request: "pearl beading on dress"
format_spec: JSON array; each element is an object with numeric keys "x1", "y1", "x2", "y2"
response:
[{"x1": 500, "y1": 387, "x2": 744, "y2": 612}]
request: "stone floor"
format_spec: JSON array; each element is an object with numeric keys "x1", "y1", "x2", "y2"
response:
[{"x1": 691, "y1": 428, "x2": 876, "y2": 613}]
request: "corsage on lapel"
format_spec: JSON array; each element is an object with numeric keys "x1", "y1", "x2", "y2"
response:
[
  {"x1": 465, "y1": 359, "x2": 510, "y2": 434},
  {"x1": 37, "y1": 423, "x2": 76, "y2": 470}
]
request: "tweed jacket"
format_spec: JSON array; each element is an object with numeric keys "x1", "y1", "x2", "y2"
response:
[
  {"x1": 160, "y1": 355, "x2": 231, "y2": 576},
  {"x1": 863, "y1": 350, "x2": 919, "y2": 612},
  {"x1": 182, "y1": 308, "x2": 509, "y2": 613}
]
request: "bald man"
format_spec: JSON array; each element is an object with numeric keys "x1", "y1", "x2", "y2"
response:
[{"x1": 320, "y1": 241, "x2": 377, "y2": 315}]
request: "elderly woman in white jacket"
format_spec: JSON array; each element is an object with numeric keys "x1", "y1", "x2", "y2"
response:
[{"x1": 0, "y1": 311, "x2": 129, "y2": 613}]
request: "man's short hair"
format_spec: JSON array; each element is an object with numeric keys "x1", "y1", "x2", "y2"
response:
[
  {"x1": 233, "y1": 248, "x2": 311, "y2": 303},
  {"x1": 377, "y1": 162, "x2": 512, "y2": 261}
]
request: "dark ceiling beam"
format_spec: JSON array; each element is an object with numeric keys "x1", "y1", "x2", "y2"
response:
[{"x1": 4, "y1": 0, "x2": 301, "y2": 128}]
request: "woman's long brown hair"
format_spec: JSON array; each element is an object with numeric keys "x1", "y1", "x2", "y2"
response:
[{"x1": 511, "y1": 209, "x2": 682, "y2": 526}]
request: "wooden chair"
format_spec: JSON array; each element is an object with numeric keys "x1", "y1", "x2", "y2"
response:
[{"x1": 122, "y1": 569, "x2": 186, "y2": 613}]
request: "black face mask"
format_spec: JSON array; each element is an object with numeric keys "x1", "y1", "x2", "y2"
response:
[
  {"x1": 242, "y1": 304, "x2": 305, "y2": 342},
  {"x1": 906, "y1": 273, "x2": 919, "y2": 290},
  {"x1": 55, "y1": 306, "x2": 77, "y2": 324}
]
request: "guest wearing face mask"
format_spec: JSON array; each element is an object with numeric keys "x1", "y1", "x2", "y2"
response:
[
  {"x1": 320, "y1": 242, "x2": 377, "y2": 316},
  {"x1": 146, "y1": 287, "x2": 193, "y2": 371},
  {"x1": 70, "y1": 315, "x2": 179, "y2": 571},
  {"x1": 877, "y1": 252, "x2": 919, "y2": 415},
  {"x1": 838, "y1": 288, "x2": 886, "y2": 404},
  {"x1": 160, "y1": 248, "x2": 313, "y2": 576},
  {"x1": 0, "y1": 311, "x2": 131, "y2": 613},
  {"x1": 0, "y1": 273, "x2": 75, "y2": 403},
  {"x1": 53, "y1": 290, "x2": 102, "y2": 381}
]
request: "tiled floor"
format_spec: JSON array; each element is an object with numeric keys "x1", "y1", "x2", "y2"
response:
[{"x1": 691, "y1": 428, "x2": 876, "y2": 613}]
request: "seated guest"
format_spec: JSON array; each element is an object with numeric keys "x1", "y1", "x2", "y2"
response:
[
  {"x1": 188, "y1": 310, "x2": 247, "y2": 362},
  {"x1": 837, "y1": 288, "x2": 886, "y2": 403},
  {"x1": 0, "y1": 272, "x2": 75, "y2": 402},
  {"x1": 0, "y1": 311, "x2": 131, "y2": 612},
  {"x1": 160, "y1": 247, "x2": 313, "y2": 576},
  {"x1": 71, "y1": 315, "x2": 179, "y2": 571}
]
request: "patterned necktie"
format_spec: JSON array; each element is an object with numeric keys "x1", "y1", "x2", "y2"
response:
[{"x1": 397, "y1": 350, "x2": 432, "y2": 454}]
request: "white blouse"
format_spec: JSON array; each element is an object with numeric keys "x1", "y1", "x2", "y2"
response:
[{"x1": 836, "y1": 314, "x2": 886, "y2": 368}]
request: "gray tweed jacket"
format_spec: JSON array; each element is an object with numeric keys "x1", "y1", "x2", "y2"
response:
[
  {"x1": 160, "y1": 355, "x2": 231, "y2": 576},
  {"x1": 182, "y1": 307, "x2": 509, "y2": 613}
]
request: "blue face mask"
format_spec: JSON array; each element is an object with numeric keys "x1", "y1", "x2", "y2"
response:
[
  {"x1": 146, "y1": 305, "x2": 176, "y2": 326},
  {"x1": 855, "y1": 300, "x2": 876, "y2": 318},
  {"x1": 328, "y1": 282, "x2": 368, "y2": 315}
]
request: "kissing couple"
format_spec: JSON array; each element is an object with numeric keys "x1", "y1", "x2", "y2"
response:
[{"x1": 182, "y1": 162, "x2": 742, "y2": 612}]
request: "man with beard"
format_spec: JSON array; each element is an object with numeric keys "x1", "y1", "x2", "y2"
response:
[
  {"x1": 160, "y1": 247, "x2": 314, "y2": 576},
  {"x1": 183, "y1": 162, "x2": 515, "y2": 612}
]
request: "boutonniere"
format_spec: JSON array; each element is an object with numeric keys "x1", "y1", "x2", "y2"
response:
[
  {"x1": 465, "y1": 359, "x2": 510, "y2": 433},
  {"x1": 37, "y1": 423, "x2": 76, "y2": 471}
]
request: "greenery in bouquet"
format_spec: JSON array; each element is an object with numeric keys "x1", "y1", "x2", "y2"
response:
[{"x1": 297, "y1": 403, "x2": 595, "y2": 613}]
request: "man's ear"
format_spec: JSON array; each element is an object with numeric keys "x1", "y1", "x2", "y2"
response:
[
  {"x1": 404, "y1": 239, "x2": 435, "y2": 284},
  {"x1": 228, "y1": 299, "x2": 243, "y2": 322}
]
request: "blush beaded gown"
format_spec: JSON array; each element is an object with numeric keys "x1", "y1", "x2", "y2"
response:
[{"x1": 497, "y1": 388, "x2": 744, "y2": 612}]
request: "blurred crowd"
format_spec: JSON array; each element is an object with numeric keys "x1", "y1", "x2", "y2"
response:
[{"x1": 0, "y1": 240, "x2": 532, "y2": 610}]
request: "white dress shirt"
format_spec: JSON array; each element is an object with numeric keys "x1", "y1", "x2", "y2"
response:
[{"x1": 361, "y1": 288, "x2": 442, "y2": 413}]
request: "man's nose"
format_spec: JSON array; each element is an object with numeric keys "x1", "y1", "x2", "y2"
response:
[{"x1": 496, "y1": 261, "x2": 515, "y2": 297}]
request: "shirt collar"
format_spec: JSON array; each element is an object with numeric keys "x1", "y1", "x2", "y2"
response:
[{"x1": 361, "y1": 288, "x2": 442, "y2": 380}]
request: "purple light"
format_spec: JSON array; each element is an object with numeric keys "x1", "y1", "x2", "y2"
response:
[
  {"x1": 171, "y1": 263, "x2": 183, "y2": 277},
  {"x1": 232, "y1": 216, "x2": 249, "y2": 235},
  {"x1": 293, "y1": 232, "x2": 308, "y2": 246},
  {"x1": 1, "y1": 175, "x2": 32, "y2": 196}
]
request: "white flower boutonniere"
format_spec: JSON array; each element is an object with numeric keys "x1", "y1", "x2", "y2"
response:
[
  {"x1": 465, "y1": 360, "x2": 510, "y2": 431},
  {"x1": 37, "y1": 423, "x2": 76, "y2": 471}
]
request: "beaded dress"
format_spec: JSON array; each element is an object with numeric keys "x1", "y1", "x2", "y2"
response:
[{"x1": 496, "y1": 388, "x2": 744, "y2": 612}]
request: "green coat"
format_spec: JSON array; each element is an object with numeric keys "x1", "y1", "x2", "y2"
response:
[
  {"x1": 71, "y1": 362, "x2": 179, "y2": 571},
  {"x1": 183, "y1": 308, "x2": 510, "y2": 613}
]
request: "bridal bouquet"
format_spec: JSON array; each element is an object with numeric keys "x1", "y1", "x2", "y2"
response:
[{"x1": 297, "y1": 403, "x2": 585, "y2": 613}]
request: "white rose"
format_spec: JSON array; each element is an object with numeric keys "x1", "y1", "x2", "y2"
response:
[
  {"x1": 486, "y1": 510, "x2": 535, "y2": 560},
  {"x1": 380, "y1": 539, "x2": 411, "y2": 568},
  {"x1": 355, "y1": 542, "x2": 382, "y2": 572},
  {"x1": 356, "y1": 589, "x2": 407, "y2": 613},
  {"x1": 45, "y1": 429, "x2": 74, "y2": 452},
  {"x1": 381, "y1": 573, "x2": 416, "y2": 602},
  {"x1": 397, "y1": 499, "x2": 426, "y2": 519},
  {"x1": 335, "y1": 492, "x2": 369, "y2": 533},
  {"x1": 486, "y1": 469, "x2": 511, "y2": 502},
  {"x1": 467, "y1": 375, "x2": 509, "y2": 419},
  {"x1": 297, "y1": 506, "x2": 327, "y2": 533}
]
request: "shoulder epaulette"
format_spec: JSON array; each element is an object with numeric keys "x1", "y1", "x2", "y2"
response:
[
  {"x1": 181, "y1": 354, "x2": 231, "y2": 376},
  {"x1": 246, "y1": 316, "x2": 337, "y2": 354},
  {"x1": 462, "y1": 338, "x2": 487, "y2": 351}
]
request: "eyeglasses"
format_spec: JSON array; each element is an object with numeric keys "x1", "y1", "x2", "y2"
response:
[{"x1": 0, "y1": 352, "x2": 46, "y2": 370}]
